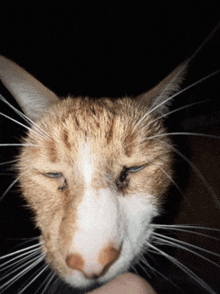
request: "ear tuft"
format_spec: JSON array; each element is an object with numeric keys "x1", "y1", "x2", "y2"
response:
[
  {"x1": 0, "y1": 55, "x2": 59, "y2": 121},
  {"x1": 138, "y1": 60, "x2": 188, "y2": 115}
]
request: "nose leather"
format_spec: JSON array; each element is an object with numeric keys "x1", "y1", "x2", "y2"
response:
[{"x1": 66, "y1": 244, "x2": 121, "y2": 279}]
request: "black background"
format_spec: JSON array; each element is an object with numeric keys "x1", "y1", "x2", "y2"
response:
[{"x1": 0, "y1": 1, "x2": 220, "y2": 293}]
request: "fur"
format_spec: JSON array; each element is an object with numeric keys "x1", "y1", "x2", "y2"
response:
[{"x1": 0, "y1": 55, "x2": 181, "y2": 290}]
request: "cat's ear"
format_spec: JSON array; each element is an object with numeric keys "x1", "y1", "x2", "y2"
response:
[
  {"x1": 138, "y1": 60, "x2": 188, "y2": 115},
  {"x1": 0, "y1": 55, "x2": 60, "y2": 121}
]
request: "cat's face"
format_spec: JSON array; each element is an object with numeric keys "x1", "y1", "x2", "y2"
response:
[
  {"x1": 18, "y1": 96, "x2": 172, "y2": 288},
  {"x1": 0, "y1": 55, "x2": 185, "y2": 290}
]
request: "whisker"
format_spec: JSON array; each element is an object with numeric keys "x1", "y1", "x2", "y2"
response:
[
  {"x1": 131, "y1": 264, "x2": 139, "y2": 275},
  {"x1": 7, "y1": 237, "x2": 40, "y2": 241},
  {"x1": 1, "y1": 238, "x2": 41, "y2": 261},
  {"x1": 152, "y1": 224, "x2": 220, "y2": 231},
  {"x1": 35, "y1": 271, "x2": 55, "y2": 294},
  {"x1": 0, "y1": 159, "x2": 18, "y2": 166},
  {"x1": 152, "y1": 232, "x2": 220, "y2": 262},
  {"x1": 142, "y1": 132, "x2": 220, "y2": 141},
  {"x1": 0, "y1": 166, "x2": 39, "y2": 201},
  {"x1": 161, "y1": 142, "x2": 220, "y2": 209},
  {"x1": 0, "y1": 143, "x2": 41, "y2": 147},
  {"x1": 144, "y1": 99, "x2": 210, "y2": 129},
  {"x1": 146, "y1": 241, "x2": 216, "y2": 294},
  {"x1": 1, "y1": 247, "x2": 41, "y2": 271},
  {"x1": 2, "y1": 252, "x2": 42, "y2": 278},
  {"x1": 0, "y1": 242, "x2": 43, "y2": 260},
  {"x1": 149, "y1": 21, "x2": 220, "y2": 118},
  {"x1": 0, "y1": 254, "x2": 45, "y2": 292},
  {"x1": 133, "y1": 69, "x2": 220, "y2": 132},
  {"x1": 135, "y1": 258, "x2": 152, "y2": 278},
  {"x1": 17, "y1": 264, "x2": 49, "y2": 294},
  {"x1": 0, "y1": 112, "x2": 48, "y2": 140},
  {"x1": 151, "y1": 224, "x2": 220, "y2": 241},
  {"x1": 0, "y1": 94, "x2": 51, "y2": 140},
  {"x1": 154, "y1": 69, "x2": 220, "y2": 118},
  {"x1": 139, "y1": 253, "x2": 180, "y2": 290},
  {"x1": 188, "y1": 21, "x2": 220, "y2": 62},
  {"x1": 157, "y1": 165, "x2": 185, "y2": 197},
  {"x1": 0, "y1": 175, "x2": 21, "y2": 201},
  {"x1": 49, "y1": 276, "x2": 62, "y2": 294}
]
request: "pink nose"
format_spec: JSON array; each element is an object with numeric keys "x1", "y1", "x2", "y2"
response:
[{"x1": 66, "y1": 245, "x2": 121, "y2": 279}]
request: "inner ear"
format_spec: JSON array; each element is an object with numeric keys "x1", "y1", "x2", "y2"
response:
[
  {"x1": 137, "y1": 60, "x2": 188, "y2": 115},
  {"x1": 0, "y1": 55, "x2": 60, "y2": 121}
]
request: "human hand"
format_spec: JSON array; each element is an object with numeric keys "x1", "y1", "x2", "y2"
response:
[{"x1": 88, "y1": 273, "x2": 157, "y2": 294}]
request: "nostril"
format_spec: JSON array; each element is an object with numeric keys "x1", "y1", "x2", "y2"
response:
[
  {"x1": 66, "y1": 253, "x2": 85, "y2": 271},
  {"x1": 98, "y1": 245, "x2": 121, "y2": 276}
]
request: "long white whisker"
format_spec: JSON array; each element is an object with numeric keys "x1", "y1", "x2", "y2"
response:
[
  {"x1": 0, "y1": 242, "x2": 43, "y2": 260},
  {"x1": 189, "y1": 21, "x2": 220, "y2": 62},
  {"x1": 35, "y1": 271, "x2": 55, "y2": 294},
  {"x1": 0, "y1": 94, "x2": 51, "y2": 140},
  {"x1": 8, "y1": 237, "x2": 39, "y2": 241},
  {"x1": 160, "y1": 22, "x2": 220, "y2": 121},
  {"x1": 133, "y1": 69, "x2": 220, "y2": 132},
  {"x1": 4, "y1": 237, "x2": 40, "y2": 255},
  {"x1": 153, "y1": 232, "x2": 220, "y2": 261},
  {"x1": 18, "y1": 264, "x2": 49, "y2": 294},
  {"x1": 0, "y1": 175, "x2": 21, "y2": 201},
  {"x1": 0, "y1": 159, "x2": 18, "y2": 166},
  {"x1": 48, "y1": 276, "x2": 62, "y2": 294},
  {"x1": 151, "y1": 224, "x2": 220, "y2": 241},
  {"x1": 146, "y1": 241, "x2": 216, "y2": 294},
  {"x1": 145, "y1": 100, "x2": 210, "y2": 129},
  {"x1": 1, "y1": 248, "x2": 41, "y2": 270},
  {"x1": 162, "y1": 142, "x2": 220, "y2": 209},
  {"x1": 143, "y1": 132, "x2": 220, "y2": 142},
  {"x1": 0, "y1": 254, "x2": 45, "y2": 292},
  {"x1": 0, "y1": 94, "x2": 32, "y2": 126},
  {"x1": 0, "y1": 143, "x2": 41, "y2": 147},
  {"x1": 136, "y1": 259, "x2": 152, "y2": 278},
  {"x1": 152, "y1": 224, "x2": 220, "y2": 231},
  {"x1": 140, "y1": 253, "x2": 180, "y2": 290},
  {"x1": 0, "y1": 112, "x2": 48, "y2": 140},
  {"x1": 2, "y1": 253, "x2": 41, "y2": 277},
  {"x1": 0, "y1": 253, "x2": 44, "y2": 281},
  {"x1": 0, "y1": 166, "x2": 33, "y2": 201},
  {"x1": 154, "y1": 70, "x2": 220, "y2": 118},
  {"x1": 157, "y1": 165, "x2": 185, "y2": 197},
  {"x1": 131, "y1": 264, "x2": 139, "y2": 275}
]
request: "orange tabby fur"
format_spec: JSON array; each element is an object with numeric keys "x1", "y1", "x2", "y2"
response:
[{"x1": 0, "y1": 55, "x2": 186, "y2": 289}]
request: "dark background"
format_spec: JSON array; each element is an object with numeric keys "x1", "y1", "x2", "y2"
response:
[{"x1": 0, "y1": 1, "x2": 220, "y2": 293}]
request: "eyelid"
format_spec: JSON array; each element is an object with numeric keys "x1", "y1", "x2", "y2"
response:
[
  {"x1": 44, "y1": 173, "x2": 63, "y2": 178},
  {"x1": 128, "y1": 166, "x2": 145, "y2": 173}
]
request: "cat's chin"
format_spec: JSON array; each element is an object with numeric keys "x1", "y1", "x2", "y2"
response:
[{"x1": 63, "y1": 266, "x2": 126, "y2": 290}]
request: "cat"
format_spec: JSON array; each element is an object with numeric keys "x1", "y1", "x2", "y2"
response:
[{"x1": 0, "y1": 27, "x2": 219, "y2": 293}]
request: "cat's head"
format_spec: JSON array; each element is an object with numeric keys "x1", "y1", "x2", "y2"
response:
[{"x1": 0, "y1": 55, "x2": 186, "y2": 289}]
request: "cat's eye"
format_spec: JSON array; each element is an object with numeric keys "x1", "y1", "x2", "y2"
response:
[
  {"x1": 43, "y1": 173, "x2": 67, "y2": 191},
  {"x1": 128, "y1": 166, "x2": 145, "y2": 173},
  {"x1": 44, "y1": 173, "x2": 63, "y2": 178},
  {"x1": 118, "y1": 166, "x2": 144, "y2": 184}
]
